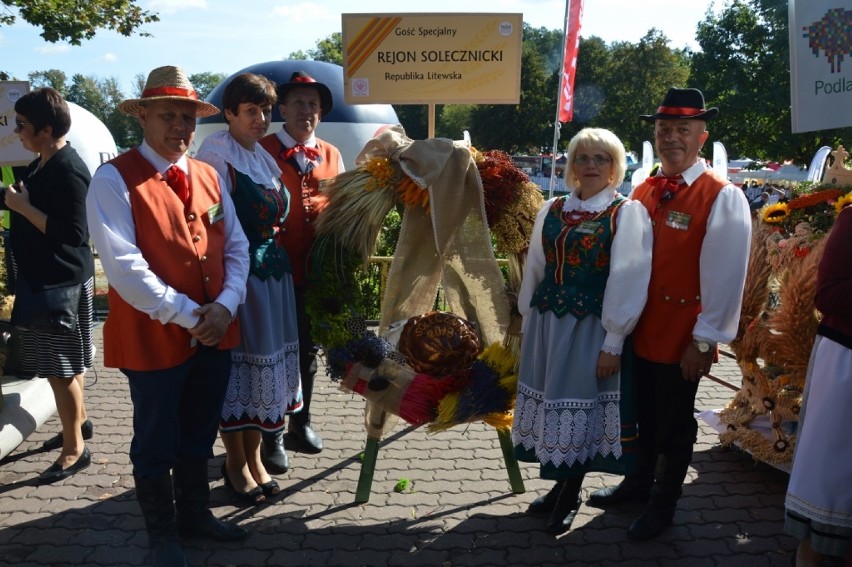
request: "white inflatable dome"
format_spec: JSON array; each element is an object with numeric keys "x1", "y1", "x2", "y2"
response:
[
  {"x1": 195, "y1": 60, "x2": 400, "y2": 170},
  {"x1": 65, "y1": 101, "x2": 118, "y2": 177}
]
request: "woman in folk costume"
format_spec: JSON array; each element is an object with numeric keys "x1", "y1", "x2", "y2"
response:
[
  {"x1": 196, "y1": 73, "x2": 302, "y2": 505},
  {"x1": 784, "y1": 204, "x2": 852, "y2": 566},
  {"x1": 512, "y1": 128, "x2": 652, "y2": 534}
]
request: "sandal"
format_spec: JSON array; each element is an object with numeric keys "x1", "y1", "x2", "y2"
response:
[
  {"x1": 259, "y1": 479, "x2": 280, "y2": 497},
  {"x1": 221, "y1": 462, "x2": 265, "y2": 505}
]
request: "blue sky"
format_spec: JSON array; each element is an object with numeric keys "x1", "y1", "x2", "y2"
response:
[{"x1": 1, "y1": 0, "x2": 719, "y2": 94}]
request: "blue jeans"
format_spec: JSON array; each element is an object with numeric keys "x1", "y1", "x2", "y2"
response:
[{"x1": 124, "y1": 347, "x2": 231, "y2": 478}]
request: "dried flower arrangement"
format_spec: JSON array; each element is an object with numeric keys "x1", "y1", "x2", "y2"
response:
[{"x1": 720, "y1": 146, "x2": 852, "y2": 464}]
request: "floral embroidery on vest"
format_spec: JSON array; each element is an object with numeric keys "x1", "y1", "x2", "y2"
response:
[{"x1": 530, "y1": 195, "x2": 625, "y2": 319}]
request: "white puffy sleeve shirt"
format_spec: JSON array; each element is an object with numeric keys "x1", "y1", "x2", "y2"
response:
[{"x1": 518, "y1": 188, "x2": 653, "y2": 354}]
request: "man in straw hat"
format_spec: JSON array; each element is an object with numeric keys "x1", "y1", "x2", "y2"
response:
[
  {"x1": 258, "y1": 71, "x2": 344, "y2": 470},
  {"x1": 587, "y1": 88, "x2": 751, "y2": 541},
  {"x1": 87, "y1": 65, "x2": 250, "y2": 565}
]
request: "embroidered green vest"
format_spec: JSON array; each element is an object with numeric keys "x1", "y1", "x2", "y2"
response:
[
  {"x1": 230, "y1": 168, "x2": 292, "y2": 280},
  {"x1": 530, "y1": 195, "x2": 625, "y2": 319}
]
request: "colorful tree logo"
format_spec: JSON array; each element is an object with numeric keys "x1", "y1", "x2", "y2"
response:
[{"x1": 802, "y1": 8, "x2": 852, "y2": 73}]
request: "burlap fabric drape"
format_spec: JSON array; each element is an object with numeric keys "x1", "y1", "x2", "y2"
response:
[{"x1": 356, "y1": 126, "x2": 510, "y2": 348}]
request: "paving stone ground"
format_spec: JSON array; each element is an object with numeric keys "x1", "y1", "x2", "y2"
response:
[{"x1": 0, "y1": 326, "x2": 798, "y2": 566}]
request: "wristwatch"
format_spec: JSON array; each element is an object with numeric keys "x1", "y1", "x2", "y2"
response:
[{"x1": 693, "y1": 339, "x2": 715, "y2": 353}]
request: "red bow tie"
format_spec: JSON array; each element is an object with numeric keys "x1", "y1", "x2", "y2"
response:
[
  {"x1": 646, "y1": 174, "x2": 684, "y2": 208},
  {"x1": 283, "y1": 143, "x2": 320, "y2": 162}
]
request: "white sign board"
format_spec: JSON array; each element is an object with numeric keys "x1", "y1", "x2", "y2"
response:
[{"x1": 789, "y1": 2, "x2": 852, "y2": 133}]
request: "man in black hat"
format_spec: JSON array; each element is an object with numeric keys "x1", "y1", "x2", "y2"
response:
[
  {"x1": 259, "y1": 71, "x2": 344, "y2": 471},
  {"x1": 587, "y1": 87, "x2": 751, "y2": 541}
]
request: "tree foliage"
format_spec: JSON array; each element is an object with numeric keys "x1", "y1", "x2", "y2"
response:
[
  {"x1": 1, "y1": 0, "x2": 158, "y2": 45},
  {"x1": 288, "y1": 32, "x2": 343, "y2": 66},
  {"x1": 189, "y1": 72, "x2": 227, "y2": 101}
]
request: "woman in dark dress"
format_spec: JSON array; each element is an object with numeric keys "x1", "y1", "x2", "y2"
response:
[{"x1": 8, "y1": 88, "x2": 96, "y2": 484}]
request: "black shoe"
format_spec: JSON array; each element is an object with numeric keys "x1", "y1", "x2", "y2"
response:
[
  {"x1": 286, "y1": 423, "x2": 323, "y2": 454},
  {"x1": 42, "y1": 419, "x2": 94, "y2": 451},
  {"x1": 627, "y1": 502, "x2": 676, "y2": 541},
  {"x1": 261, "y1": 431, "x2": 289, "y2": 474},
  {"x1": 527, "y1": 480, "x2": 565, "y2": 516},
  {"x1": 221, "y1": 463, "x2": 264, "y2": 506},
  {"x1": 177, "y1": 510, "x2": 249, "y2": 542},
  {"x1": 37, "y1": 447, "x2": 91, "y2": 484},
  {"x1": 587, "y1": 479, "x2": 651, "y2": 507}
]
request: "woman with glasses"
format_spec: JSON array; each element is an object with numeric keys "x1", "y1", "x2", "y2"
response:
[
  {"x1": 7, "y1": 87, "x2": 95, "y2": 484},
  {"x1": 511, "y1": 128, "x2": 652, "y2": 534}
]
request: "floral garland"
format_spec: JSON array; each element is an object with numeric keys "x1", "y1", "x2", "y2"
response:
[{"x1": 721, "y1": 175, "x2": 851, "y2": 464}]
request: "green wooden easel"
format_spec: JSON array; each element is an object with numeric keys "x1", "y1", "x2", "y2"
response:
[{"x1": 354, "y1": 413, "x2": 525, "y2": 503}]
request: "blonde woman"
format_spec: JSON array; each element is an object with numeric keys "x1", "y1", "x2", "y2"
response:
[{"x1": 511, "y1": 128, "x2": 652, "y2": 534}]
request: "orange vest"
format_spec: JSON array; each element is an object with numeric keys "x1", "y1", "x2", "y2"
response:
[
  {"x1": 259, "y1": 134, "x2": 341, "y2": 286},
  {"x1": 103, "y1": 148, "x2": 240, "y2": 371},
  {"x1": 632, "y1": 170, "x2": 726, "y2": 363}
]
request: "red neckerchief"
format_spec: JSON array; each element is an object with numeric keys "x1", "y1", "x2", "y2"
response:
[{"x1": 283, "y1": 143, "x2": 320, "y2": 163}]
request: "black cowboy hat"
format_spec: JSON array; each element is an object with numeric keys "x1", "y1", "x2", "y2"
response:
[
  {"x1": 275, "y1": 71, "x2": 333, "y2": 117},
  {"x1": 639, "y1": 87, "x2": 718, "y2": 122}
]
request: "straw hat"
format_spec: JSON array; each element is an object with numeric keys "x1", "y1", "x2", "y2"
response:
[
  {"x1": 275, "y1": 71, "x2": 333, "y2": 117},
  {"x1": 639, "y1": 87, "x2": 718, "y2": 122},
  {"x1": 119, "y1": 65, "x2": 220, "y2": 118}
]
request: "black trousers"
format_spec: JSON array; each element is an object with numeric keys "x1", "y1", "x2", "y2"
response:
[
  {"x1": 634, "y1": 355, "x2": 700, "y2": 460},
  {"x1": 290, "y1": 285, "x2": 318, "y2": 427}
]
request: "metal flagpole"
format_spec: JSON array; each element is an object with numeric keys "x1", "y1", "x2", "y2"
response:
[{"x1": 548, "y1": 0, "x2": 571, "y2": 199}]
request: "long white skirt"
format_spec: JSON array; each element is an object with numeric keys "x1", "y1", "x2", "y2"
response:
[
  {"x1": 220, "y1": 273, "x2": 302, "y2": 433},
  {"x1": 784, "y1": 335, "x2": 852, "y2": 556}
]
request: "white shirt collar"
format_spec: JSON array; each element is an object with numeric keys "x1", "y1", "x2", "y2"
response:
[
  {"x1": 139, "y1": 140, "x2": 188, "y2": 175},
  {"x1": 275, "y1": 128, "x2": 317, "y2": 149},
  {"x1": 562, "y1": 186, "x2": 618, "y2": 213}
]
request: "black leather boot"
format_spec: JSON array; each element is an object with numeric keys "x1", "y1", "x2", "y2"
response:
[
  {"x1": 173, "y1": 458, "x2": 249, "y2": 542},
  {"x1": 288, "y1": 351, "x2": 323, "y2": 453},
  {"x1": 134, "y1": 473, "x2": 187, "y2": 567},
  {"x1": 544, "y1": 475, "x2": 584, "y2": 535},
  {"x1": 587, "y1": 451, "x2": 654, "y2": 507},
  {"x1": 527, "y1": 480, "x2": 565, "y2": 516},
  {"x1": 627, "y1": 453, "x2": 690, "y2": 541},
  {"x1": 261, "y1": 430, "x2": 289, "y2": 474}
]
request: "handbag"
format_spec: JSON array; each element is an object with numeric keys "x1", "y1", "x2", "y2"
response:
[{"x1": 11, "y1": 279, "x2": 82, "y2": 335}]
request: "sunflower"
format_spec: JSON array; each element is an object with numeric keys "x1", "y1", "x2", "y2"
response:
[
  {"x1": 760, "y1": 202, "x2": 790, "y2": 224},
  {"x1": 835, "y1": 192, "x2": 852, "y2": 214}
]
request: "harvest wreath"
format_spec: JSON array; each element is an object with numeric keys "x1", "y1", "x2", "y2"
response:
[
  {"x1": 305, "y1": 125, "x2": 543, "y2": 433},
  {"x1": 719, "y1": 146, "x2": 852, "y2": 464}
]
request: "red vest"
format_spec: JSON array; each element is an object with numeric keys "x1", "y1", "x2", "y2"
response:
[
  {"x1": 103, "y1": 149, "x2": 240, "y2": 371},
  {"x1": 258, "y1": 134, "x2": 341, "y2": 286},
  {"x1": 632, "y1": 170, "x2": 726, "y2": 363}
]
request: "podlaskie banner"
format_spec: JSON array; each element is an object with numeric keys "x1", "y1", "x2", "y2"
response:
[
  {"x1": 789, "y1": 1, "x2": 852, "y2": 133},
  {"x1": 342, "y1": 13, "x2": 522, "y2": 105}
]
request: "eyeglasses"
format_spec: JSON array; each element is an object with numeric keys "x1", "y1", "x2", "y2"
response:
[
  {"x1": 574, "y1": 154, "x2": 612, "y2": 166},
  {"x1": 13, "y1": 119, "x2": 32, "y2": 130}
]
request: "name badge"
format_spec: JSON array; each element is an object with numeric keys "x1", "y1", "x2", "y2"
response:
[
  {"x1": 574, "y1": 221, "x2": 600, "y2": 234},
  {"x1": 207, "y1": 202, "x2": 224, "y2": 224},
  {"x1": 665, "y1": 211, "x2": 691, "y2": 230}
]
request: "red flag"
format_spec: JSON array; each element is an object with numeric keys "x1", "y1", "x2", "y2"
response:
[{"x1": 558, "y1": 0, "x2": 584, "y2": 123}]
